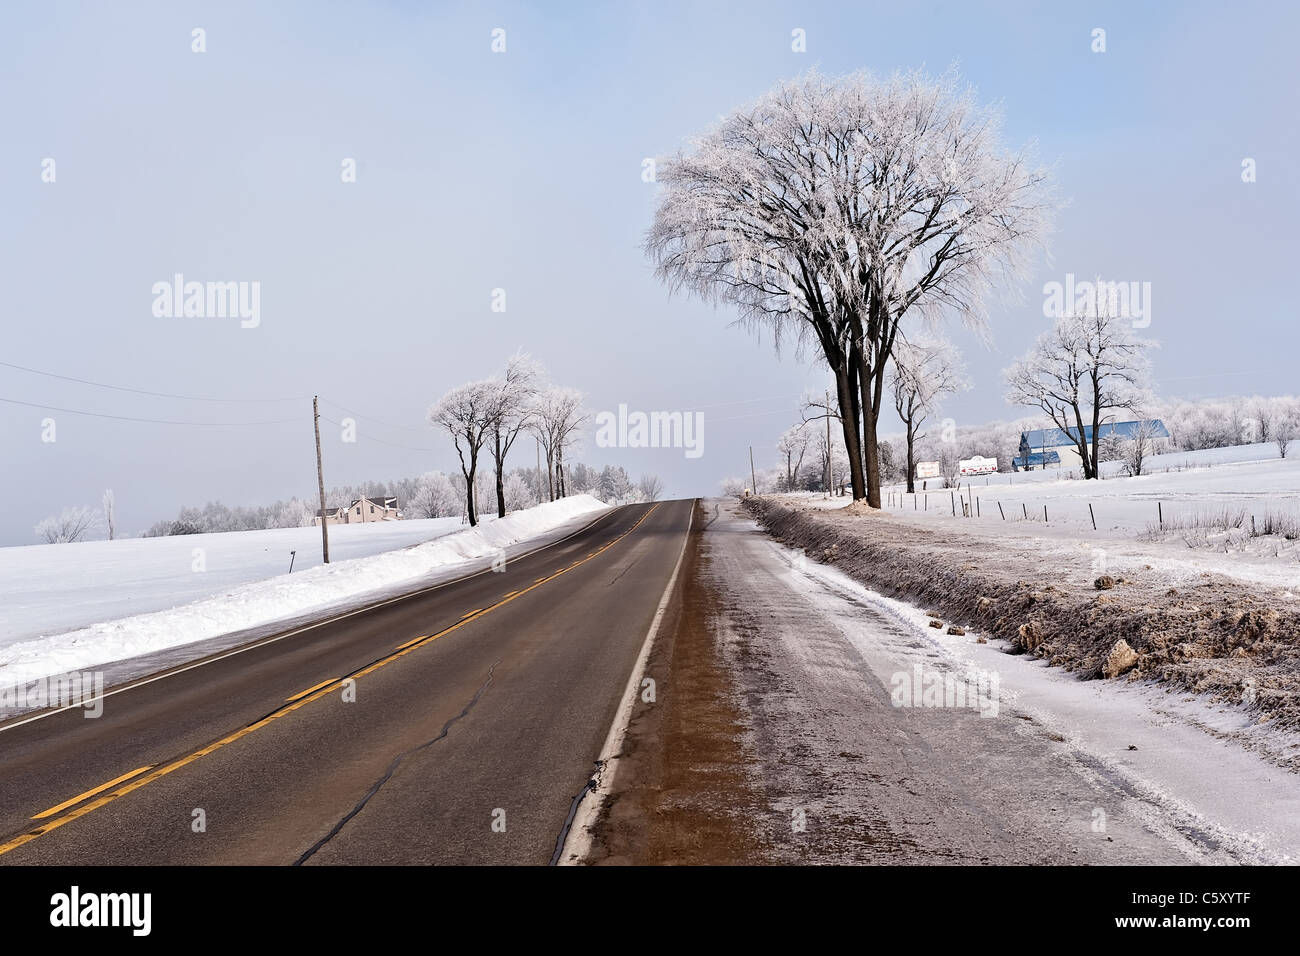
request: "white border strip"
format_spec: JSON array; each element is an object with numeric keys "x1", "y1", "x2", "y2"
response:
[{"x1": 559, "y1": 498, "x2": 695, "y2": 865}]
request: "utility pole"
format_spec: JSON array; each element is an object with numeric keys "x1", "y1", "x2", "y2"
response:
[
  {"x1": 825, "y1": 388, "x2": 831, "y2": 499},
  {"x1": 749, "y1": 445, "x2": 757, "y2": 495},
  {"x1": 536, "y1": 437, "x2": 541, "y2": 501},
  {"x1": 313, "y1": 396, "x2": 330, "y2": 564}
]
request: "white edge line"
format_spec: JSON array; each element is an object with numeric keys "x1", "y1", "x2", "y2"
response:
[
  {"x1": 559, "y1": 498, "x2": 695, "y2": 866},
  {"x1": 0, "y1": 505, "x2": 623, "y2": 735}
]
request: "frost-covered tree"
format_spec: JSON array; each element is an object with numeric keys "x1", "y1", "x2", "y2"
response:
[
  {"x1": 878, "y1": 439, "x2": 903, "y2": 484},
  {"x1": 938, "y1": 447, "x2": 961, "y2": 489},
  {"x1": 501, "y1": 473, "x2": 536, "y2": 512},
  {"x1": 268, "y1": 497, "x2": 313, "y2": 528},
  {"x1": 1276, "y1": 408, "x2": 1296, "y2": 459},
  {"x1": 1095, "y1": 430, "x2": 1126, "y2": 463},
  {"x1": 1121, "y1": 419, "x2": 1161, "y2": 476},
  {"x1": 637, "y1": 473, "x2": 664, "y2": 502},
  {"x1": 487, "y1": 352, "x2": 543, "y2": 519},
  {"x1": 430, "y1": 379, "x2": 499, "y2": 525},
  {"x1": 450, "y1": 469, "x2": 495, "y2": 521},
  {"x1": 514, "y1": 462, "x2": 549, "y2": 503},
  {"x1": 720, "y1": 477, "x2": 746, "y2": 497},
  {"x1": 530, "y1": 386, "x2": 588, "y2": 500},
  {"x1": 595, "y1": 465, "x2": 636, "y2": 503},
  {"x1": 1249, "y1": 396, "x2": 1272, "y2": 443},
  {"x1": 101, "y1": 489, "x2": 116, "y2": 541},
  {"x1": 810, "y1": 428, "x2": 851, "y2": 494},
  {"x1": 563, "y1": 461, "x2": 595, "y2": 496},
  {"x1": 1005, "y1": 302, "x2": 1154, "y2": 480},
  {"x1": 891, "y1": 337, "x2": 967, "y2": 493},
  {"x1": 36, "y1": 505, "x2": 98, "y2": 543},
  {"x1": 405, "y1": 471, "x2": 460, "y2": 518},
  {"x1": 776, "y1": 423, "x2": 814, "y2": 492},
  {"x1": 647, "y1": 68, "x2": 1053, "y2": 507},
  {"x1": 1163, "y1": 399, "x2": 1235, "y2": 450}
]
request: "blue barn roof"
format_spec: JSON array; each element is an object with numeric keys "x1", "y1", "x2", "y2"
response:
[
  {"x1": 1012, "y1": 451, "x2": 1061, "y2": 469},
  {"x1": 1020, "y1": 419, "x2": 1169, "y2": 449}
]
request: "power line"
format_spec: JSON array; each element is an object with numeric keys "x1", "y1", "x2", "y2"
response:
[
  {"x1": 0, "y1": 359, "x2": 307, "y2": 403},
  {"x1": 318, "y1": 398, "x2": 430, "y2": 434},
  {"x1": 317, "y1": 414, "x2": 436, "y2": 452},
  {"x1": 0, "y1": 359, "x2": 435, "y2": 437},
  {"x1": 0, "y1": 360, "x2": 436, "y2": 437},
  {"x1": 0, "y1": 396, "x2": 299, "y2": 426}
]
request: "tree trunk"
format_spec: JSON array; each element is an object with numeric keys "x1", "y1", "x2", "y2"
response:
[
  {"x1": 854, "y1": 340, "x2": 884, "y2": 508},
  {"x1": 862, "y1": 409, "x2": 883, "y2": 508},
  {"x1": 493, "y1": 430, "x2": 507, "y2": 518},
  {"x1": 464, "y1": 465, "x2": 478, "y2": 526},
  {"x1": 1089, "y1": 376, "x2": 1103, "y2": 480},
  {"x1": 847, "y1": 348, "x2": 868, "y2": 500},
  {"x1": 1069, "y1": 403, "x2": 1093, "y2": 480},
  {"x1": 833, "y1": 366, "x2": 866, "y2": 501},
  {"x1": 905, "y1": 419, "x2": 917, "y2": 495}
]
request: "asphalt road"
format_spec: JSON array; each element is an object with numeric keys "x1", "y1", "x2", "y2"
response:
[{"x1": 0, "y1": 498, "x2": 694, "y2": 865}]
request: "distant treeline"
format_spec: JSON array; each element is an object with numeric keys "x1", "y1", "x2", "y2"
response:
[
  {"x1": 144, "y1": 462, "x2": 660, "y2": 536},
  {"x1": 739, "y1": 392, "x2": 1300, "y2": 495}
]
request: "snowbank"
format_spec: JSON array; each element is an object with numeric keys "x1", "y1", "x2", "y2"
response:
[
  {"x1": 745, "y1": 496, "x2": 1300, "y2": 734},
  {"x1": 0, "y1": 516, "x2": 467, "y2": 649},
  {"x1": 0, "y1": 496, "x2": 608, "y2": 690},
  {"x1": 841, "y1": 443, "x2": 1300, "y2": 593}
]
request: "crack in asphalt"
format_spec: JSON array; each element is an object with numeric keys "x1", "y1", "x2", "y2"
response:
[
  {"x1": 293, "y1": 660, "x2": 500, "y2": 866},
  {"x1": 607, "y1": 558, "x2": 639, "y2": 587},
  {"x1": 549, "y1": 758, "x2": 605, "y2": 866}
]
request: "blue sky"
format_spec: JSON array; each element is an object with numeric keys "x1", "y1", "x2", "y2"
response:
[{"x1": 1, "y1": 0, "x2": 1296, "y2": 544}]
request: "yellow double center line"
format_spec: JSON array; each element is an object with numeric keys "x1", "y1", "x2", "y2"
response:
[{"x1": 0, "y1": 504, "x2": 659, "y2": 858}]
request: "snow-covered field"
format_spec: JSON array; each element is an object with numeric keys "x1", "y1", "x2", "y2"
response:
[
  {"x1": 0, "y1": 516, "x2": 465, "y2": 647},
  {"x1": 885, "y1": 442, "x2": 1300, "y2": 538},
  {"x1": 853, "y1": 443, "x2": 1300, "y2": 592},
  {"x1": 0, "y1": 496, "x2": 609, "y2": 691}
]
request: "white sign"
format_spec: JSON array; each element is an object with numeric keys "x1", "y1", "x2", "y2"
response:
[{"x1": 959, "y1": 456, "x2": 998, "y2": 476}]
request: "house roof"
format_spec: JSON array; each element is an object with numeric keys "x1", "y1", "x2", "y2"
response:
[
  {"x1": 349, "y1": 495, "x2": 398, "y2": 509},
  {"x1": 1012, "y1": 450, "x2": 1061, "y2": 467},
  {"x1": 1020, "y1": 419, "x2": 1169, "y2": 448}
]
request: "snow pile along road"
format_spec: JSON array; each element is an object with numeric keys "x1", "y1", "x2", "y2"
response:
[
  {"x1": 0, "y1": 495, "x2": 609, "y2": 690},
  {"x1": 0, "y1": 516, "x2": 467, "y2": 648}
]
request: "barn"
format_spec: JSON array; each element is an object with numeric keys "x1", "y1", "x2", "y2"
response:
[{"x1": 1012, "y1": 419, "x2": 1169, "y2": 471}]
